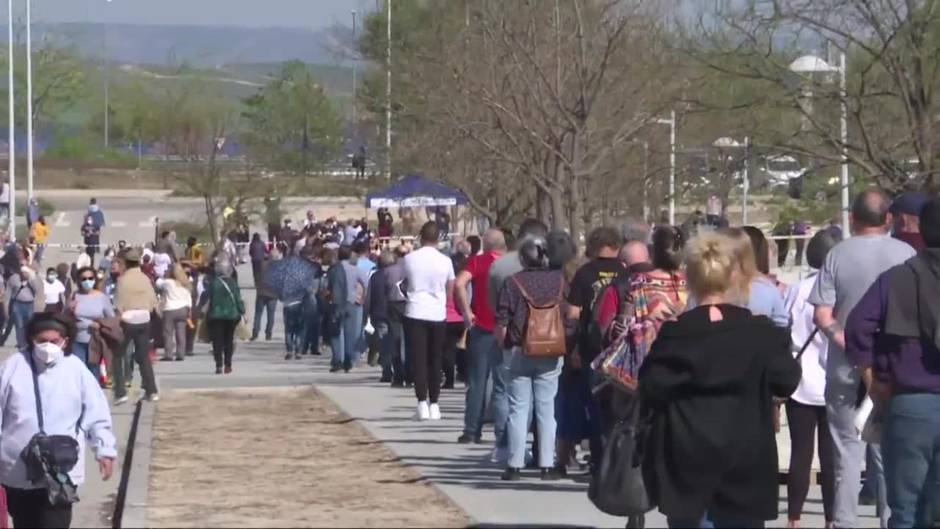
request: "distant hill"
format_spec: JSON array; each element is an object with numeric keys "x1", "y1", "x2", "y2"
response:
[{"x1": 33, "y1": 22, "x2": 350, "y2": 67}]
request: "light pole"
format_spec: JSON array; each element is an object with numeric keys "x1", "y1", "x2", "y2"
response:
[
  {"x1": 103, "y1": 0, "x2": 112, "y2": 150},
  {"x1": 385, "y1": 0, "x2": 392, "y2": 180},
  {"x1": 7, "y1": 0, "x2": 15, "y2": 238},
  {"x1": 351, "y1": 10, "x2": 358, "y2": 124},
  {"x1": 25, "y1": 0, "x2": 33, "y2": 207},
  {"x1": 790, "y1": 52, "x2": 850, "y2": 233},
  {"x1": 656, "y1": 111, "x2": 677, "y2": 225}
]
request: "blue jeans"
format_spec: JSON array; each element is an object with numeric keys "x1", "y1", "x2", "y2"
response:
[
  {"x1": 252, "y1": 295, "x2": 277, "y2": 339},
  {"x1": 303, "y1": 298, "x2": 320, "y2": 354},
  {"x1": 668, "y1": 515, "x2": 761, "y2": 528},
  {"x1": 463, "y1": 326, "x2": 502, "y2": 439},
  {"x1": 884, "y1": 393, "x2": 940, "y2": 528},
  {"x1": 11, "y1": 300, "x2": 34, "y2": 350},
  {"x1": 330, "y1": 304, "x2": 363, "y2": 370},
  {"x1": 72, "y1": 341, "x2": 101, "y2": 380},
  {"x1": 283, "y1": 302, "x2": 305, "y2": 354},
  {"x1": 506, "y1": 350, "x2": 561, "y2": 468}
]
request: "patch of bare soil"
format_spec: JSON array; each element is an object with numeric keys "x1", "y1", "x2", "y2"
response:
[{"x1": 148, "y1": 387, "x2": 471, "y2": 528}]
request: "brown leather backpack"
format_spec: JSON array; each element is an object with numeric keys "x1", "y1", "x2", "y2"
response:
[{"x1": 512, "y1": 275, "x2": 567, "y2": 357}]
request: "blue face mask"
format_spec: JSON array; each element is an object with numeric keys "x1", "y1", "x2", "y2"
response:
[{"x1": 81, "y1": 279, "x2": 96, "y2": 290}]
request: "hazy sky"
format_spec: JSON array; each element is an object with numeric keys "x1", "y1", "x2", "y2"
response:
[{"x1": 29, "y1": 0, "x2": 376, "y2": 29}]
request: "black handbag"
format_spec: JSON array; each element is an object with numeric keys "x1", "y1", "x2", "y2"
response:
[
  {"x1": 588, "y1": 405, "x2": 653, "y2": 518},
  {"x1": 20, "y1": 354, "x2": 81, "y2": 507}
]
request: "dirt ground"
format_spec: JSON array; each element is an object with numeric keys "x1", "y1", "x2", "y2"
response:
[{"x1": 148, "y1": 387, "x2": 471, "y2": 528}]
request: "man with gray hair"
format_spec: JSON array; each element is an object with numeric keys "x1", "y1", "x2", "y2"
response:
[
  {"x1": 456, "y1": 228, "x2": 509, "y2": 445},
  {"x1": 621, "y1": 216, "x2": 650, "y2": 245},
  {"x1": 810, "y1": 189, "x2": 916, "y2": 528}
]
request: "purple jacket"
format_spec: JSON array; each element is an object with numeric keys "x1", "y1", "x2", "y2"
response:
[{"x1": 846, "y1": 272, "x2": 940, "y2": 394}]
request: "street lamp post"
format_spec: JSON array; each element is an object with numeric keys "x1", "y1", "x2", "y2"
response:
[
  {"x1": 351, "y1": 9, "x2": 357, "y2": 124},
  {"x1": 385, "y1": 0, "x2": 392, "y2": 180},
  {"x1": 7, "y1": 0, "x2": 15, "y2": 238},
  {"x1": 790, "y1": 52, "x2": 850, "y2": 233},
  {"x1": 656, "y1": 111, "x2": 677, "y2": 225},
  {"x1": 712, "y1": 136, "x2": 751, "y2": 224},
  {"x1": 25, "y1": 0, "x2": 33, "y2": 207}
]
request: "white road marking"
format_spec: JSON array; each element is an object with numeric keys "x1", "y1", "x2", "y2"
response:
[
  {"x1": 111, "y1": 221, "x2": 128, "y2": 228},
  {"x1": 54, "y1": 212, "x2": 71, "y2": 227},
  {"x1": 138, "y1": 216, "x2": 157, "y2": 228}
]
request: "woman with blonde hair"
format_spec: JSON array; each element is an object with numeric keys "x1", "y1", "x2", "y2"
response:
[
  {"x1": 157, "y1": 263, "x2": 193, "y2": 362},
  {"x1": 639, "y1": 231, "x2": 801, "y2": 528},
  {"x1": 722, "y1": 227, "x2": 788, "y2": 327}
]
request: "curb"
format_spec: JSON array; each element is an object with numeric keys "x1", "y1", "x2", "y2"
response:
[{"x1": 114, "y1": 401, "x2": 155, "y2": 529}]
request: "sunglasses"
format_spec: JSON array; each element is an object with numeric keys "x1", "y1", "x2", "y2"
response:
[{"x1": 80, "y1": 276, "x2": 95, "y2": 281}]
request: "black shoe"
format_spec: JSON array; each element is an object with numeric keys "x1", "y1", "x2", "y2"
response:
[
  {"x1": 185, "y1": 351, "x2": 195, "y2": 357},
  {"x1": 175, "y1": 356, "x2": 184, "y2": 361},
  {"x1": 159, "y1": 357, "x2": 174, "y2": 362},
  {"x1": 553, "y1": 464, "x2": 568, "y2": 478},
  {"x1": 312, "y1": 349, "x2": 322, "y2": 356},
  {"x1": 442, "y1": 382, "x2": 455, "y2": 390},
  {"x1": 457, "y1": 434, "x2": 476, "y2": 444},
  {"x1": 391, "y1": 379, "x2": 404, "y2": 388},
  {"x1": 285, "y1": 353, "x2": 293, "y2": 360},
  {"x1": 250, "y1": 335, "x2": 258, "y2": 342},
  {"x1": 215, "y1": 366, "x2": 223, "y2": 375},
  {"x1": 293, "y1": 353, "x2": 301, "y2": 360},
  {"x1": 329, "y1": 365, "x2": 342, "y2": 373},
  {"x1": 380, "y1": 375, "x2": 393, "y2": 383},
  {"x1": 501, "y1": 467, "x2": 522, "y2": 481},
  {"x1": 265, "y1": 335, "x2": 273, "y2": 341},
  {"x1": 540, "y1": 467, "x2": 562, "y2": 481}
]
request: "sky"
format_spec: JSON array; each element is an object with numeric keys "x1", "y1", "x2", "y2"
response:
[{"x1": 29, "y1": 0, "x2": 376, "y2": 29}]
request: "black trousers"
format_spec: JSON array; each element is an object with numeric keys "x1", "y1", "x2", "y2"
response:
[
  {"x1": 6, "y1": 487, "x2": 73, "y2": 529},
  {"x1": 388, "y1": 302, "x2": 408, "y2": 384},
  {"x1": 442, "y1": 322, "x2": 464, "y2": 387},
  {"x1": 209, "y1": 318, "x2": 238, "y2": 368},
  {"x1": 786, "y1": 399, "x2": 835, "y2": 522},
  {"x1": 404, "y1": 317, "x2": 446, "y2": 403}
]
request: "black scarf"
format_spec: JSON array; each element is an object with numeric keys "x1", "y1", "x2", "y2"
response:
[{"x1": 884, "y1": 248, "x2": 940, "y2": 351}]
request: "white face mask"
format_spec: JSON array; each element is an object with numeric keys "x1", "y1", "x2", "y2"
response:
[{"x1": 33, "y1": 341, "x2": 65, "y2": 365}]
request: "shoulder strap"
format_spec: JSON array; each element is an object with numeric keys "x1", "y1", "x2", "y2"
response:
[
  {"x1": 795, "y1": 328, "x2": 819, "y2": 362},
  {"x1": 27, "y1": 354, "x2": 45, "y2": 434},
  {"x1": 511, "y1": 275, "x2": 562, "y2": 309},
  {"x1": 217, "y1": 277, "x2": 237, "y2": 304}
]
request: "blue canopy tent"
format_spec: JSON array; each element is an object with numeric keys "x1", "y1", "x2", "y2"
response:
[{"x1": 365, "y1": 174, "x2": 469, "y2": 209}]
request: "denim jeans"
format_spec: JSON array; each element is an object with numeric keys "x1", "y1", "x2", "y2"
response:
[
  {"x1": 11, "y1": 300, "x2": 34, "y2": 351},
  {"x1": 330, "y1": 304, "x2": 363, "y2": 370},
  {"x1": 252, "y1": 295, "x2": 277, "y2": 339},
  {"x1": 668, "y1": 515, "x2": 762, "y2": 528},
  {"x1": 506, "y1": 349, "x2": 561, "y2": 469},
  {"x1": 71, "y1": 341, "x2": 100, "y2": 379},
  {"x1": 283, "y1": 302, "x2": 305, "y2": 354},
  {"x1": 883, "y1": 393, "x2": 940, "y2": 528},
  {"x1": 462, "y1": 326, "x2": 501, "y2": 439}
]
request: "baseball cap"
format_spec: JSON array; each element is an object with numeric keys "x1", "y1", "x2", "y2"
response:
[{"x1": 891, "y1": 191, "x2": 930, "y2": 216}]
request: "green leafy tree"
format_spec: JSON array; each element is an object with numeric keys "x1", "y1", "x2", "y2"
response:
[{"x1": 242, "y1": 61, "x2": 342, "y2": 175}]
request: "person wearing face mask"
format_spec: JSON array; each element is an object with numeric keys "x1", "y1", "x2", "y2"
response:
[
  {"x1": 0, "y1": 313, "x2": 117, "y2": 529},
  {"x1": 42, "y1": 268, "x2": 66, "y2": 314},
  {"x1": 199, "y1": 256, "x2": 245, "y2": 374},
  {"x1": 71, "y1": 266, "x2": 116, "y2": 378}
]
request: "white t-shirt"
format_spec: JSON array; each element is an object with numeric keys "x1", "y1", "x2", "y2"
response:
[
  {"x1": 784, "y1": 272, "x2": 828, "y2": 407},
  {"x1": 43, "y1": 279, "x2": 66, "y2": 305},
  {"x1": 403, "y1": 245, "x2": 455, "y2": 322},
  {"x1": 153, "y1": 252, "x2": 172, "y2": 278}
]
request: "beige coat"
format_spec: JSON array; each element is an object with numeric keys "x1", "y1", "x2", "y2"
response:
[{"x1": 115, "y1": 267, "x2": 158, "y2": 314}]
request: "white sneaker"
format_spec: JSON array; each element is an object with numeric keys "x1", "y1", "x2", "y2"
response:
[
  {"x1": 429, "y1": 403, "x2": 442, "y2": 420},
  {"x1": 415, "y1": 401, "x2": 430, "y2": 421},
  {"x1": 114, "y1": 396, "x2": 129, "y2": 406}
]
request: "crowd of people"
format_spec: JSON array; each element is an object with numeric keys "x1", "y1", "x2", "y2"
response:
[{"x1": 0, "y1": 186, "x2": 938, "y2": 528}]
